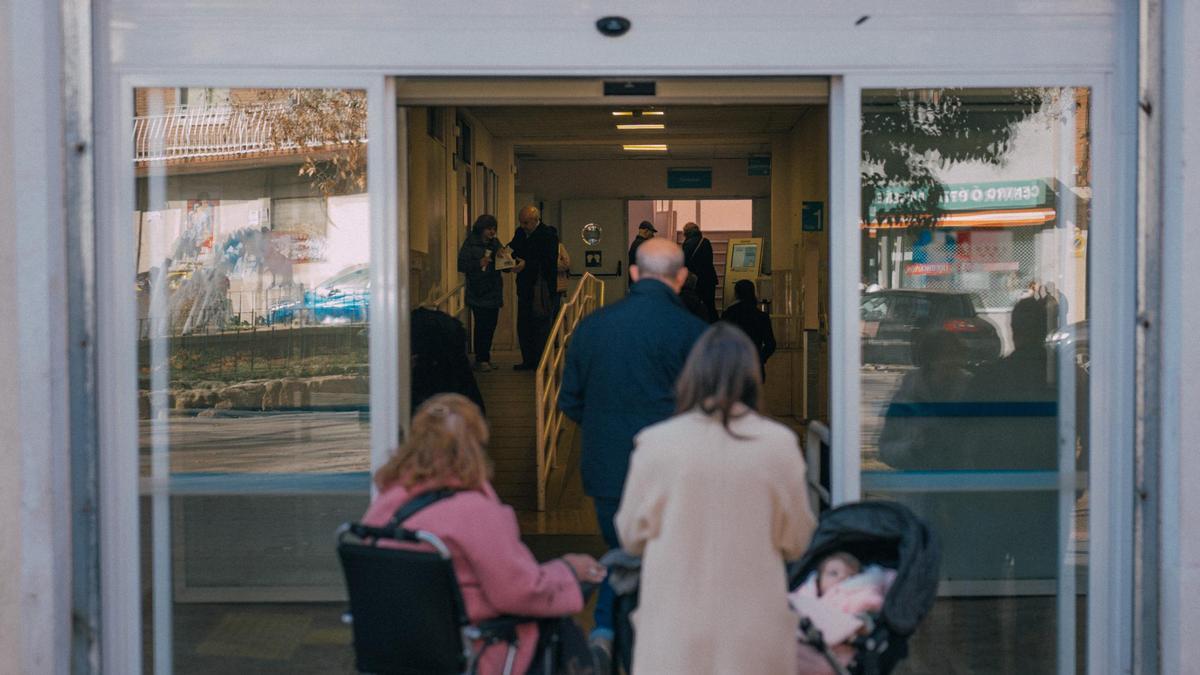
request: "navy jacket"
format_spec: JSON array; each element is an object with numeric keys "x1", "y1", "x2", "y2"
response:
[{"x1": 558, "y1": 279, "x2": 709, "y2": 499}]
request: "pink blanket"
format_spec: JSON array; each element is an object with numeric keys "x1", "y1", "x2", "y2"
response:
[{"x1": 790, "y1": 565, "x2": 896, "y2": 674}]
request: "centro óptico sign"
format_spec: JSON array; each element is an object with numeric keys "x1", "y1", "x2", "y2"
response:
[{"x1": 869, "y1": 179, "x2": 1052, "y2": 219}]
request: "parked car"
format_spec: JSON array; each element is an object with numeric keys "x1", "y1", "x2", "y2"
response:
[
  {"x1": 268, "y1": 264, "x2": 370, "y2": 325},
  {"x1": 861, "y1": 289, "x2": 1001, "y2": 365},
  {"x1": 1046, "y1": 320, "x2": 1089, "y2": 376}
]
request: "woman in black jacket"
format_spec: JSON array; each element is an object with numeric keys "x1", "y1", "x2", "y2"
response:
[{"x1": 457, "y1": 214, "x2": 505, "y2": 371}]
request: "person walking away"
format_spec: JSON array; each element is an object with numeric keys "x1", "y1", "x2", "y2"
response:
[
  {"x1": 557, "y1": 240, "x2": 571, "y2": 299},
  {"x1": 509, "y1": 205, "x2": 560, "y2": 370},
  {"x1": 616, "y1": 323, "x2": 816, "y2": 675},
  {"x1": 558, "y1": 237, "x2": 708, "y2": 668},
  {"x1": 361, "y1": 394, "x2": 606, "y2": 675},
  {"x1": 457, "y1": 214, "x2": 507, "y2": 371},
  {"x1": 679, "y1": 273, "x2": 711, "y2": 322},
  {"x1": 627, "y1": 220, "x2": 656, "y2": 273},
  {"x1": 720, "y1": 279, "x2": 777, "y2": 381},
  {"x1": 682, "y1": 221, "x2": 719, "y2": 321}
]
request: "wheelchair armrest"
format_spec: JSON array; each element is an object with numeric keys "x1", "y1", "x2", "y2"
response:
[{"x1": 471, "y1": 615, "x2": 535, "y2": 643}]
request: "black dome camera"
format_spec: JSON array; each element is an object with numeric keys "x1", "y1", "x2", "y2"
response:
[{"x1": 596, "y1": 16, "x2": 631, "y2": 37}]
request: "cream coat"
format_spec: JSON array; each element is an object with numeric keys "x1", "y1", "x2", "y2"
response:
[{"x1": 616, "y1": 409, "x2": 816, "y2": 675}]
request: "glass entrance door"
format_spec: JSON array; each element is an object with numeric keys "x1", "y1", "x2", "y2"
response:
[
  {"x1": 841, "y1": 85, "x2": 1097, "y2": 674},
  {"x1": 131, "y1": 85, "x2": 394, "y2": 673}
]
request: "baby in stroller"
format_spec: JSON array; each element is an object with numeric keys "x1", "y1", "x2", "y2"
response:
[
  {"x1": 790, "y1": 551, "x2": 897, "y2": 673},
  {"x1": 787, "y1": 501, "x2": 940, "y2": 675}
]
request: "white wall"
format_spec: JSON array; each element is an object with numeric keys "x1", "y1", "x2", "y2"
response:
[
  {"x1": 1159, "y1": 0, "x2": 1200, "y2": 670},
  {"x1": 0, "y1": 1, "x2": 71, "y2": 673}
]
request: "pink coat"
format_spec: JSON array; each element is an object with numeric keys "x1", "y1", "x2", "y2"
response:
[{"x1": 361, "y1": 481, "x2": 584, "y2": 675}]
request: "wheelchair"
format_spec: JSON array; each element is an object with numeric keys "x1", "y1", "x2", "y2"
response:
[{"x1": 337, "y1": 518, "x2": 574, "y2": 675}]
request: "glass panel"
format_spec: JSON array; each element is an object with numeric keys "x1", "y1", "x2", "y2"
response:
[
  {"x1": 135, "y1": 87, "x2": 370, "y2": 672},
  {"x1": 859, "y1": 88, "x2": 1090, "y2": 673}
]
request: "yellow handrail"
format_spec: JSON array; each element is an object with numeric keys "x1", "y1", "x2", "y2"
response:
[
  {"x1": 534, "y1": 273, "x2": 605, "y2": 511},
  {"x1": 425, "y1": 283, "x2": 467, "y2": 319}
]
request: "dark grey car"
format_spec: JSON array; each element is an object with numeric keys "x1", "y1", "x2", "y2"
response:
[{"x1": 861, "y1": 289, "x2": 1002, "y2": 365}]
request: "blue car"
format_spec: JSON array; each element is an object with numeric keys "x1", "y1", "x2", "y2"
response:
[{"x1": 268, "y1": 264, "x2": 370, "y2": 325}]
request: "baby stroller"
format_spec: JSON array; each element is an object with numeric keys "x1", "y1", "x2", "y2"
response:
[{"x1": 787, "y1": 500, "x2": 940, "y2": 675}]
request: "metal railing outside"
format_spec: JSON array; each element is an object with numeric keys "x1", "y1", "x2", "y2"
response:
[
  {"x1": 534, "y1": 273, "x2": 604, "y2": 511},
  {"x1": 134, "y1": 103, "x2": 289, "y2": 164}
]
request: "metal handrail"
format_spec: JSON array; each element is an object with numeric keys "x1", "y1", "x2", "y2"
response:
[
  {"x1": 534, "y1": 273, "x2": 605, "y2": 511},
  {"x1": 805, "y1": 420, "x2": 832, "y2": 512},
  {"x1": 426, "y1": 283, "x2": 467, "y2": 320}
]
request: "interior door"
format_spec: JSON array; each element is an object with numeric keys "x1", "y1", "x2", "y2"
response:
[{"x1": 559, "y1": 199, "x2": 627, "y2": 303}]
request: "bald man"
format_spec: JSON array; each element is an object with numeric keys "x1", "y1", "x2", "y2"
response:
[
  {"x1": 508, "y1": 205, "x2": 561, "y2": 370},
  {"x1": 558, "y1": 237, "x2": 709, "y2": 662}
]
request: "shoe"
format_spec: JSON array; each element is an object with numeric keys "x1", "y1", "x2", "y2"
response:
[
  {"x1": 474, "y1": 361, "x2": 492, "y2": 372},
  {"x1": 513, "y1": 363, "x2": 536, "y2": 371},
  {"x1": 589, "y1": 635, "x2": 613, "y2": 674}
]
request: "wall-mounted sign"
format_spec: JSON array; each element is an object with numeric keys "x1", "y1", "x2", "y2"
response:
[
  {"x1": 585, "y1": 250, "x2": 603, "y2": 267},
  {"x1": 802, "y1": 201, "x2": 824, "y2": 232},
  {"x1": 667, "y1": 168, "x2": 713, "y2": 189},
  {"x1": 748, "y1": 155, "x2": 771, "y2": 176}
]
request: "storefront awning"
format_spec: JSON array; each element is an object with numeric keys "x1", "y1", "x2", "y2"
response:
[{"x1": 862, "y1": 207, "x2": 1056, "y2": 230}]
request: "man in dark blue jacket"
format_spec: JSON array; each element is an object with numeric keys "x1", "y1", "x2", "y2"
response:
[{"x1": 558, "y1": 237, "x2": 708, "y2": 659}]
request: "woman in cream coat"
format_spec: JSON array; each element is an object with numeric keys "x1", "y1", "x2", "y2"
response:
[{"x1": 616, "y1": 323, "x2": 817, "y2": 674}]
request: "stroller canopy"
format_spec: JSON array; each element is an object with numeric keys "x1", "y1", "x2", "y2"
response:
[{"x1": 788, "y1": 500, "x2": 940, "y2": 637}]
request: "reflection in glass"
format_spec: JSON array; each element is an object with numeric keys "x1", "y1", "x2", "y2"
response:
[
  {"x1": 859, "y1": 88, "x2": 1090, "y2": 674},
  {"x1": 135, "y1": 87, "x2": 369, "y2": 672}
]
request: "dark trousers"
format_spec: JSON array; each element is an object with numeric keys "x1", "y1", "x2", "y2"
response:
[
  {"x1": 591, "y1": 496, "x2": 621, "y2": 636},
  {"x1": 470, "y1": 305, "x2": 499, "y2": 363},
  {"x1": 516, "y1": 297, "x2": 558, "y2": 367}
]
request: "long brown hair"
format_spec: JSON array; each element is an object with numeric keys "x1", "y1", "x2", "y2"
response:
[
  {"x1": 374, "y1": 393, "x2": 493, "y2": 491},
  {"x1": 674, "y1": 323, "x2": 762, "y2": 435}
]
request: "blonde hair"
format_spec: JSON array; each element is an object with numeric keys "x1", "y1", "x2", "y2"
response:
[{"x1": 374, "y1": 393, "x2": 492, "y2": 491}]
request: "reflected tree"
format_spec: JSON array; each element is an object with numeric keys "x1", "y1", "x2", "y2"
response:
[
  {"x1": 861, "y1": 88, "x2": 1047, "y2": 227},
  {"x1": 245, "y1": 89, "x2": 368, "y2": 197}
]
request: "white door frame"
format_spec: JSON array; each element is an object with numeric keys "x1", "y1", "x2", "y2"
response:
[
  {"x1": 829, "y1": 72, "x2": 1134, "y2": 675},
  {"x1": 94, "y1": 65, "x2": 1134, "y2": 675},
  {"x1": 95, "y1": 70, "x2": 401, "y2": 674}
]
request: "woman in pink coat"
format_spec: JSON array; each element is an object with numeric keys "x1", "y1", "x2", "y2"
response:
[{"x1": 361, "y1": 393, "x2": 606, "y2": 675}]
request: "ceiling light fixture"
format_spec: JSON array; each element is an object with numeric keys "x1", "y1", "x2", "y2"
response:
[
  {"x1": 611, "y1": 111, "x2": 634, "y2": 116},
  {"x1": 640, "y1": 110, "x2": 666, "y2": 116},
  {"x1": 616, "y1": 123, "x2": 666, "y2": 130},
  {"x1": 622, "y1": 144, "x2": 668, "y2": 151}
]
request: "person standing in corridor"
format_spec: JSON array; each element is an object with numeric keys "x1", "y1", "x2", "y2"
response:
[
  {"x1": 509, "y1": 205, "x2": 560, "y2": 370},
  {"x1": 457, "y1": 214, "x2": 506, "y2": 372},
  {"x1": 682, "y1": 221, "x2": 719, "y2": 321},
  {"x1": 558, "y1": 237, "x2": 709, "y2": 666},
  {"x1": 627, "y1": 220, "x2": 656, "y2": 273}
]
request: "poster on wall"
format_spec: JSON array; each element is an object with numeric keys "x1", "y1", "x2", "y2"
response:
[{"x1": 174, "y1": 199, "x2": 217, "y2": 261}]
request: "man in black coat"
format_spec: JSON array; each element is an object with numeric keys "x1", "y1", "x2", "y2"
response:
[
  {"x1": 682, "y1": 221, "x2": 719, "y2": 321},
  {"x1": 627, "y1": 220, "x2": 656, "y2": 273},
  {"x1": 509, "y1": 205, "x2": 560, "y2": 370},
  {"x1": 558, "y1": 237, "x2": 708, "y2": 657}
]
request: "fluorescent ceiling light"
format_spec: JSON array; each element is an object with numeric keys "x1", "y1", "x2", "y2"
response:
[
  {"x1": 611, "y1": 111, "x2": 634, "y2": 116},
  {"x1": 616, "y1": 123, "x2": 666, "y2": 130},
  {"x1": 641, "y1": 110, "x2": 666, "y2": 116},
  {"x1": 622, "y1": 144, "x2": 668, "y2": 151}
]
